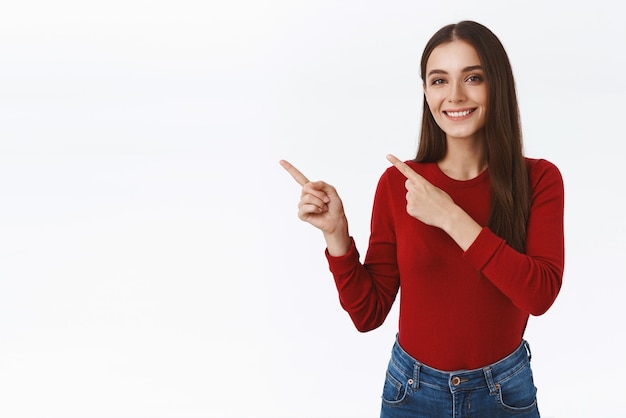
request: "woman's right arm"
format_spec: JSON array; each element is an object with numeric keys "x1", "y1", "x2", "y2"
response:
[{"x1": 280, "y1": 160, "x2": 400, "y2": 331}]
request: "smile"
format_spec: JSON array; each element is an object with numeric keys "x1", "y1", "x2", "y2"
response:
[{"x1": 444, "y1": 108, "x2": 476, "y2": 118}]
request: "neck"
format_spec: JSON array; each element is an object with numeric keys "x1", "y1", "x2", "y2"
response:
[{"x1": 438, "y1": 136, "x2": 487, "y2": 180}]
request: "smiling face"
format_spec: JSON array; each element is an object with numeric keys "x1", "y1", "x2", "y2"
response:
[{"x1": 424, "y1": 40, "x2": 488, "y2": 143}]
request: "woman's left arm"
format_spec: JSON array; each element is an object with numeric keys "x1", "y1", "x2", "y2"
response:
[
  {"x1": 387, "y1": 155, "x2": 565, "y2": 316},
  {"x1": 462, "y1": 160, "x2": 565, "y2": 315}
]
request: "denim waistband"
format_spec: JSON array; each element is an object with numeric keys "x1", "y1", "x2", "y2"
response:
[{"x1": 389, "y1": 338, "x2": 532, "y2": 394}]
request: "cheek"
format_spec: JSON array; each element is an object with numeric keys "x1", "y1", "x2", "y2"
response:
[
  {"x1": 424, "y1": 94, "x2": 439, "y2": 114},
  {"x1": 477, "y1": 87, "x2": 488, "y2": 105}
]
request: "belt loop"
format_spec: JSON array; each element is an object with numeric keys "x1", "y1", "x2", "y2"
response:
[
  {"x1": 483, "y1": 367, "x2": 497, "y2": 395},
  {"x1": 412, "y1": 362, "x2": 420, "y2": 390},
  {"x1": 523, "y1": 340, "x2": 532, "y2": 361}
]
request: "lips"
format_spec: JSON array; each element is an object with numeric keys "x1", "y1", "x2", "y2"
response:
[{"x1": 444, "y1": 108, "x2": 476, "y2": 118}]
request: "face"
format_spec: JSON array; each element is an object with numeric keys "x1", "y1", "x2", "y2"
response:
[{"x1": 424, "y1": 40, "x2": 487, "y2": 143}]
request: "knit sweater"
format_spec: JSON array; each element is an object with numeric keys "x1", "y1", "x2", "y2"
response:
[{"x1": 326, "y1": 159, "x2": 564, "y2": 371}]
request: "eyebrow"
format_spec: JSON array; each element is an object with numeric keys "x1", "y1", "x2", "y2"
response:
[{"x1": 427, "y1": 65, "x2": 483, "y2": 77}]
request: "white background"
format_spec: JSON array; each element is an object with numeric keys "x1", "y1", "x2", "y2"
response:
[{"x1": 0, "y1": 1, "x2": 624, "y2": 417}]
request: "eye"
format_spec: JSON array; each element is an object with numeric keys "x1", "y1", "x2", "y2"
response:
[
  {"x1": 466, "y1": 74, "x2": 483, "y2": 83},
  {"x1": 431, "y1": 78, "x2": 446, "y2": 86}
]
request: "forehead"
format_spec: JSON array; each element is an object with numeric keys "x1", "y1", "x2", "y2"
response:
[{"x1": 426, "y1": 40, "x2": 481, "y2": 73}]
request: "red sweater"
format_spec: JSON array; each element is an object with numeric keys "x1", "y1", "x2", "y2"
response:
[{"x1": 326, "y1": 159, "x2": 564, "y2": 371}]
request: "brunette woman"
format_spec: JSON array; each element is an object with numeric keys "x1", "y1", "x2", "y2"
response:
[{"x1": 280, "y1": 20, "x2": 563, "y2": 417}]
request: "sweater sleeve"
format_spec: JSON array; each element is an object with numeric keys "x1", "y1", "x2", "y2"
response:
[
  {"x1": 463, "y1": 159, "x2": 565, "y2": 316},
  {"x1": 325, "y1": 171, "x2": 400, "y2": 332}
]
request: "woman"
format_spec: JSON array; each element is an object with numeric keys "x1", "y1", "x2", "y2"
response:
[{"x1": 280, "y1": 20, "x2": 564, "y2": 417}]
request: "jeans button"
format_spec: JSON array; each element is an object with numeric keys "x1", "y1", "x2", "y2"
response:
[{"x1": 451, "y1": 376, "x2": 461, "y2": 386}]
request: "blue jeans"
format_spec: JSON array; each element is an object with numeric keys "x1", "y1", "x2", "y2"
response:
[{"x1": 380, "y1": 338, "x2": 540, "y2": 417}]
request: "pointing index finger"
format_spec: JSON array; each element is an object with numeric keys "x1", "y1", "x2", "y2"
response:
[
  {"x1": 279, "y1": 159, "x2": 310, "y2": 186},
  {"x1": 386, "y1": 154, "x2": 424, "y2": 181}
]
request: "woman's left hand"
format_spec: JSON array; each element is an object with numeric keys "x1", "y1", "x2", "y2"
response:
[
  {"x1": 387, "y1": 154, "x2": 483, "y2": 251},
  {"x1": 386, "y1": 154, "x2": 456, "y2": 230}
]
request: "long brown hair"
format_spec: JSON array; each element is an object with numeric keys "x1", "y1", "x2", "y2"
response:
[{"x1": 416, "y1": 21, "x2": 530, "y2": 253}]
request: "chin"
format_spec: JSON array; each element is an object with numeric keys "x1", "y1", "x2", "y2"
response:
[{"x1": 444, "y1": 131, "x2": 481, "y2": 140}]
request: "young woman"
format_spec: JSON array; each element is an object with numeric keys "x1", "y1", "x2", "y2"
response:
[{"x1": 280, "y1": 20, "x2": 564, "y2": 417}]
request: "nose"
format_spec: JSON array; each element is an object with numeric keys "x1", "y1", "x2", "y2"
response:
[{"x1": 448, "y1": 81, "x2": 466, "y2": 103}]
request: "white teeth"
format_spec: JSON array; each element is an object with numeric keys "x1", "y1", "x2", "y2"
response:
[{"x1": 446, "y1": 110, "x2": 472, "y2": 117}]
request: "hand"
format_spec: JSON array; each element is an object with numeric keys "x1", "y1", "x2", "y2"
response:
[
  {"x1": 386, "y1": 154, "x2": 456, "y2": 230},
  {"x1": 386, "y1": 154, "x2": 482, "y2": 250},
  {"x1": 279, "y1": 159, "x2": 347, "y2": 235}
]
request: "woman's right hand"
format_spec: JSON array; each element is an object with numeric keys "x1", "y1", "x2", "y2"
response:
[{"x1": 279, "y1": 160, "x2": 350, "y2": 256}]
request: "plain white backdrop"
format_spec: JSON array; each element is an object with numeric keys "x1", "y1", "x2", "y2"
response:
[{"x1": 0, "y1": 1, "x2": 624, "y2": 417}]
